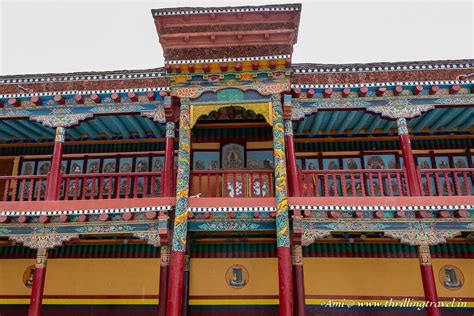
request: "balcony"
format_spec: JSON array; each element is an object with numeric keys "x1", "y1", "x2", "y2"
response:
[
  {"x1": 1, "y1": 167, "x2": 472, "y2": 202},
  {"x1": 298, "y1": 168, "x2": 473, "y2": 197},
  {"x1": 190, "y1": 169, "x2": 274, "y2": 198}
]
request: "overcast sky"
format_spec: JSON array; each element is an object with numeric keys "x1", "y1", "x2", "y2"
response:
[{"x1": 0, "y1": 0, "x2": 473, "y2": 75}]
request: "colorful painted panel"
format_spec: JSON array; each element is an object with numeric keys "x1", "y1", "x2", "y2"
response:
[
  {"x1": 222, "y1": 144, "x2": 245, "y2": 169},
  {"x1": 305, "y1": 159, "x2": 319, "y2": 170}
]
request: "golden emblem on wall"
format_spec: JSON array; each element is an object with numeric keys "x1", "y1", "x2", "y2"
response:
[
  {"x1": 438, "y1": 265, "x2": 464, "y2": 290},
  {"x1": 23, "y1": 265, "x2": 35, "y2": 289},
  {"x1": 225, "y1": 264, "x2": 249, "y2": 289}
]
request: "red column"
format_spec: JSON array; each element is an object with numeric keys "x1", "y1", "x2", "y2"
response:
[
  {"x1": 163, "y1": 122, "x2": 175, "y2": 197},
  {"x1": 418, "y1": 245, "x2": 441, "y2": 316},
  {"x1": 292, "y1": 245, "x2": 306, "y2": 316},
  {"x1": 28, "y1": 248, "x2": 47, "y2": 316},
  {"x1": 158, "y1": 245, "x2": 170, "y2": 316},
  {"x1": 285, "y1": 120, "x2": 300, "y2": 197},
  {"x1": 397, "y1": 118, "x2": 421, "y2": 196},
  {"x1": 166, "y1": 251, "x2": 185, "y2": 316},
  {"x1": 46, "y1": 127, "x2": 65, "y2": 200},
  {"x1": 277, "y1": 246, "x2": 293, "y2": 316},
  {"x1": 181, "y1": 252, "x2": 190, "y2": 316}
]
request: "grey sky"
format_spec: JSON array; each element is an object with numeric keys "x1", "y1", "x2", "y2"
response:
[{"x1": 1, "y1": 0, "x2": 473, "y2": 75}]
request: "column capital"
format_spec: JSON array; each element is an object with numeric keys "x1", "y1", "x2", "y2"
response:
[
  {"x1": 35, "y1": 248, "x2": 48, "y2": 268},
  {"x1": 291, "y1": 244, "x2": 303, "y2": 265},
  {"x1": 55, "y1": 126, "x2": 66, "y2": 142},
  {"x1": 418, "y1": 244, "x2": 432, "y2": 265},
  {"x1": 160, "y1": 245, "x2": 171, "y2": 266},
  {"x1": 396, "y1": 117, "x2": 408, "y2": 135},
  {"x1": 284, "y1": 120, "x2": 293, "y2": 136},
  {"x1": 166, "y1": 121, "x2": 176, "y2": 138}
]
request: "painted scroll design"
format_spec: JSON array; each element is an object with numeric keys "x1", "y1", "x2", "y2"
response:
[
  {"x1": 171, "y1": 98, "x2": 191, "y2": 252},
  {"x1": 172, "y1": 81, "x2": 290, "y2": 99},
  {"x1": 272, "y1": 94, "x2": 291, "y2": 247},
  {"x1": 31, "y1": 113, "x2": 93, "y2": 128},
  {"x1": 9, "y1": 229, "x2": 78, "y2": 249},
  {"x1": 384, "y1": 230, "x2": 461, "y2": 246},
  {"x1": 367, "y1": 99, "x2": 434, "y2": 119},
  {"x1": 284, "y1": 120, "x2": 293, "y2": 136}
]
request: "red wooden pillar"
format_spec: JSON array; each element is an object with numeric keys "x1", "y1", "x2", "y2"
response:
[
  {"x1": 46, "y1": 127, "x2": 65, "y2": 200},
  {"x1": 397, "y1": 118, "x2": 421, "y2": 196},
  {"x1": 181, "y1": 251, "x2": 190, "y2": 316},
  {"x1": 163, "y1": 122, "x2": 175, "y2": 197},
  {"x1": 158, "y1": 245, "x2": 170, "y2": 316},
  {"x1": 28, "y1": 248, "x2": 48, "y2": 316},
  {"x1": 418, "y1": 245, "x2": 441, "y2": 316},
  {"x1": 285, "y1": 120, "x2": 300, "y2": 196},
  {"x1": 292, "y1": 245, "x2": 306, "y2": 316}
]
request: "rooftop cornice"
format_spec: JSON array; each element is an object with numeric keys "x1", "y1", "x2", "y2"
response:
[
  {"x1": 152, "y1": 3, "x2": 301, "y2": 17},
  {"x1": 0, "y1": 68, "x2": 166, "y2": 85},
  {"x1": 293, "y1": 60, "x2": 473, "y2": 74}
]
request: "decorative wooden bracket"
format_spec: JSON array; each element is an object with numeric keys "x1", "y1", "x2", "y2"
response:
[
  {"x1": 384, "y1": 230, "x2": 461, "y2": 246},
  {"x1": 9, "y1": 232, "x2": 78, "y2": 249}
]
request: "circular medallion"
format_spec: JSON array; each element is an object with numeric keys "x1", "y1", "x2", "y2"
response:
[
  {"x1": 225, "y1": 264, "x2": 249, "y2": 289},
  {"x1": 23, "y1": 265, "x2": 35, "y2": 289},
  {"x1": 439, "y1": 265, "x2": 464, "y2": 290}
]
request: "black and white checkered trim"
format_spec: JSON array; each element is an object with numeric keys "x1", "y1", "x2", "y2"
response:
[
  {"x1": 0, "y1": 87, "x2": 170, "y2": 99},
  {"x1": 0, "y1": 72, "x2": 165, "y2": 85},
  {"x1": 153, "y1": 6, "x2": 300, "y2": 16},
  {"x1": 0, "y1": 205, "x2": 173, "y2": 217},
  {"x1": 166, "y1": 55, "x2": 290, "y2": 65},
  {"x1": 189, "y1": 206, "x2": 275, "y2": 213},
  {"x1": 291, "y1": 80, "x2": 474, "y2": 90},
  {"x1": 294, "y1": 63, "x2": 472, "y2": 74},
  {"x1": 289, "y1": 205, "x2": 473, "y2": 211}
]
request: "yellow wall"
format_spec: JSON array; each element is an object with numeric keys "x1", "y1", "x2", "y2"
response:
[
  {"x1": 304, "y1": 258, "x2": 474, "y2": 299},
  {"x1": 190, "y1": 258, "x2": 278, "y2": 296},
  {"x1": 0, "y1": 257, "x2": 472, "y2": 302},
  {"x1": 0, "y1": 259, "x2": 160, "y2": 296}
]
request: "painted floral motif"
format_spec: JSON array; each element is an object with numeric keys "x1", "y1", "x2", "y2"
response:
[
  {"x1": 74, "y1": 225, "x2": 136, "y2": 233},
  {"x1": 325, "y1": 221, "x2": 389, "y2": 231},
  {"x1": 196, "y1": 221, "x2": 260, "y2": 231}
]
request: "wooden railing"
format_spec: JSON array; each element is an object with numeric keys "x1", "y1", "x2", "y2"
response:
[
  {"x1": 299, "y1": 169, "x2": 409, "y2": 197},
  {"x1": 60, "y1": 172, "x2": 163, "y2": 200},
  {"x1": 419, "y1": 168, "x2": 474, "y2": 196},
  {"x1": 190, "y1": 170, "x2": 274, "y2": 197},
  {"x1": 0, "y1": 175, "x2": 49, "y2": 202}
]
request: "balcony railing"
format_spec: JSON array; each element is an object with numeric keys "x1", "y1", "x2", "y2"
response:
[
  {"x1": 299, "y1": 169, "x2": 409, "y2": 197},
  {"x1": 190, "y1": 170, "x2": 274, "y2": 197},
  {"x1": 0, "y1": 175, "x2": 48, "y2": 201},
  {"x1": 59, "y1": 172, "x2": 163, "y2": 200},
  {"x1": 419, "y1": 168, "x2": 474, "y2": 196}
]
